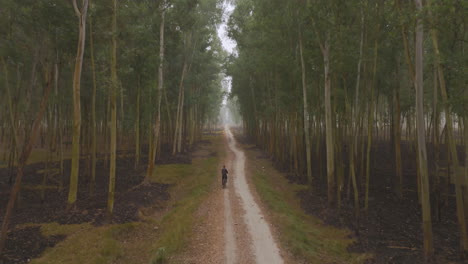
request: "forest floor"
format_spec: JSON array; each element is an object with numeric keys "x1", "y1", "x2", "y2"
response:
[
  {"x1": 0, "y1": 135, "x2": 217, "y2": 264},
  {"x1": 1, "y1": 128, "x2": 464, "y2": 264},
  {"x1": 235, "y1": 133, "x2": 465, "y2": 264}
]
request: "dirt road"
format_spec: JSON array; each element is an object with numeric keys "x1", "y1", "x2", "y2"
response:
[
  {"x1": 224, "y1": 127, "x2": 284, "y2": 264},
  {"x1": 173, "y1": 127, "x2": 284, "y2": 264}
]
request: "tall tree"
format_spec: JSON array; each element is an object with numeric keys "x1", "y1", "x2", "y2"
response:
[
  {"x1": 107, "y1": 0, "x2": 118, "y2": 217},
  {"x1": 414, "y1": 0, "x2": 433, "y2": 258},
  {"x1": 68, "y1": 0, "x2": 89, "y2": 208},
  {"x1": 146, "y1": 0, "x2": 166, "y2": 181},
  {"x1": 0, "y1": 70, "x2": 54, "y2": 254},
  {"x1": 298, "y1": 25, "x2": 312, "y2": 184}
]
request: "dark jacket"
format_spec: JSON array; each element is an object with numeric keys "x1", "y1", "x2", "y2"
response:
[{"x1": 222, "y1": 168, "x2": 228, "y2": 178}]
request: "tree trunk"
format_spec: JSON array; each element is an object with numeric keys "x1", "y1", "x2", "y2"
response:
[
  {"x1": 107, "y1": 0, "x2": 118, "y2": 217},
  {"x1": 298, "y1": 28, "x2": 312, "y2": 184},
  {"x1": 394, "y1": 64, "x2": 403, "y2": 198},
  {"x1": 146, "y1": 2, "x2": 165, "y2": 180},
  {"x1": 135, "y1": 74, "x2": 141, "y2": 169},
  {"x1": 427, "y1": 3, "x2": 466, "y2": 251},
  {"x1": 414, "y1": 0, "x2": 433, "y2": 258},
  {"x1": 68, "y1": 0, "x2": 89, "y2": 208},
  {"x1": 0, "y1": 69, "x2": 54, "y2": 254},
  {"x1": 2, "y1": 58, "x2": 20, "y2": 174},
  {"x1": 172, "y1": 59, "x2": 188, "y2": 155},
  {"x1": 365, "y1": 41, "x2": 378, "y2": 212},
  {"x1": 323, "y1": 34, "x2": 335, "y2": 207},
  {"x1": 432, "y1": 65, "x2": 441, "y2": 221},
  {"x1": 89, "y1": 15, "x2": 97, "y2": 195}
]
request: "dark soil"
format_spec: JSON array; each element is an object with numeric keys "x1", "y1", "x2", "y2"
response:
[
  {"x1": 0, "y1": 153, "x2": 175, "y2": 264},
  {"x1": 298, "y1": 141, "x2": 465, "y2": 264},
  {"x1": 1, "y1": 227, "x2": 65, "y2": 264}
]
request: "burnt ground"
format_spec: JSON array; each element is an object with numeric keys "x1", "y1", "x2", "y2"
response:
[
  {"x1": 0, "y1": 147, "x2": 192, "y2": 264},
  {"x1": 236, "y1": 132, "x2": 467, "y2": 264}
]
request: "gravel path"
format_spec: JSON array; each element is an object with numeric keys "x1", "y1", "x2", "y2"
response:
[{"x1": 225, "y1": 127, "x2": 284, "y2": 264}]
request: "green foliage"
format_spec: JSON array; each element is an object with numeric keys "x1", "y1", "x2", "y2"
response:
[{"x1": 0, "y1": 0, "x2": 226, "y2": 151}]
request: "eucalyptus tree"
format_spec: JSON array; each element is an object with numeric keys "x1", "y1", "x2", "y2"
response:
[
  {"x1": 106, "y1": 0, "x2": 118, "y2": 217},
  {"x1": 414, "y1": 0, "x2": 433, "y2": 257},
  {"x1": 227, "y1": 0, "x2": 467, "y2": 258},
  {"x1": 147, "y1": 0, "x2": 166, "y2": 181},
  {"x1": 68, "y1": 0, "x2": 89, "y2": 208}
]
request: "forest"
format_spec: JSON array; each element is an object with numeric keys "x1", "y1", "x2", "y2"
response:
[
  {"x1": 0, "y1": 0, "x2": 467, "y2": 263},
  {"x1": 227, "y1": 0, "x2": 467, "y2": 262}
]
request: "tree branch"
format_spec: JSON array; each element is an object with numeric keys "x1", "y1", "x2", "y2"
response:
[{"x1": 72, "y1": 0, "x2": 81, "y2": 17}]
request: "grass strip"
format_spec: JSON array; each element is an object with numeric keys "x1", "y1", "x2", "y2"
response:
[
  {"x1": 251, "y1": 166, "x2": 369, "y2": 263},
  {"x1": 150, "y1": 157, "x2": 218, "y2": 261}
]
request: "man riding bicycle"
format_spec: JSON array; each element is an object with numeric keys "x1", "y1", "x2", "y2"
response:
[{"x1": 221, "y1": 165, "x2": 228, "y2": 188}]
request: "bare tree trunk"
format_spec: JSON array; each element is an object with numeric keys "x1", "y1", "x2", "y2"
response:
[
  {"x1": 135, "y1": 74, "x2": 141, "y2": 169},
  {"x1": 432, "y1": 65, "x2": 441, "y2": 221},
  {"x1": 0, "y1": 69, "x2": 54, "y2": 254},
  {"x1": 89, "y1": 15, "x2": 97, "y2": 195},
  {"x1": 68, "y1": 0, "x2": 89, "y2": 208},
  {"x1": 394, "y1": 61, "x2": 403, "y2": 198},
  {"x1": 177, "y1": 82, "x2": 185, "y2": 153},
  {"x1": 428, "y1": 3, "x2": 466, "y2": 251},
  {"x1": 414, "y1": 0, "x2": 433, "y2": 258},
  {"x1": 163, "y1": 84, "x2": 172, "y2": 144},
  {"x1": 365, "y1": 41, "x2": 378, "y2": 212},
  {"x1": 146, "y1": 2, "x2": 165, "y2": 180},
  {"x1": 298, "y1": 28, "x2": 312, "y2": 184},
  {"x1": 323, "y1": 34, "x2": 335, "y2": 207},
  {"x1": 107, "y1": 0, "x2": 118, "y2": 217},
  {"x1": 2, "y1": 58, "x2": 20, "y2": 173},
  {"x1": 172, "y1": 59, "x2": 188, "y2": 155},
  {"x1": 465, "y1": 114, "x2": 468, "y2": 238}
]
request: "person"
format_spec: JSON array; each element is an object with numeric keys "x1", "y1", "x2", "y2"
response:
[{"x1": 221, "y1": 165, "x2": 228, "y2": 187}]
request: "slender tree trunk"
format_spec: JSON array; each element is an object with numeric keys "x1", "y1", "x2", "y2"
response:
[
  {"x1": 135, "y1": 74, "x2": 141, "y2": 169},
  {"x1": 68, "y1": 0, "x2": 89, "y2": 208},
  {"x1": 429, "y1": 17, "x2": 459, "y2": 168},
  {"x1": 323, "y1": 34, "x2": 335, "y2": 207},
  {"x1": 172, "y1": 59, "x2": 188, "y2": 155},
  {"x1": 465, "y1": 115, "x2": 468, "y2": 239},
  {"x1": 107, "y1": 0, "x2": 118, "y2": 217},
  {"x1": 348, "y1": 5, "x2": 365, "y2": 213},
  {"x1": 146, "y1": 2, "x2": 165, "y2": 180},
  {"x1": 414, "y1": 0, "x2": 433, "y2": 258},
  {"x1": 0, "y1": 69, "x2": 54, "y2": 254},
  {"x1": 163, "y1": 84, "x2": 173, "y2": 144},
  {"x1": 394, "y1": 61, "x2": 403, "y2": 198},
  {"x1": 2, "y1": 58, "x2": 20, "y2": 171},
  {"x1": 432, "y1": 65, "x2": 441, "y2": 221},
  {"x1": 298, "y1": 28, "x2": 312, "y2": 184},
  {"x1": 89, "y1": 15, "x2": 97, "y2": 195},
  {"x1": 428, "y1": 4, "x2": 466, "y2": 251},
  {"x1": 365, "y1": 41, "x2": 378, "y2": 212},
  {"x1": 177, "y1": 82, "x2": 185, "y2": 153}
]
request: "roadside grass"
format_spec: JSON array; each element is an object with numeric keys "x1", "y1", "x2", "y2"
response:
[
  {"x1": 30, "y1": 222, "x2": 135, "y2": 264},
  {"x1": 153, "y1": 164, "x2": 192, "y2": 185},
  {"x1": 21, "y1": 134, "x2": 221, "y2": 264},
  {"x1": 149, "y1": 135, "x2": 222, "y2": 262},
  {"x1": 246, "y1": 148, "x2": 370, "y2": 263}
]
